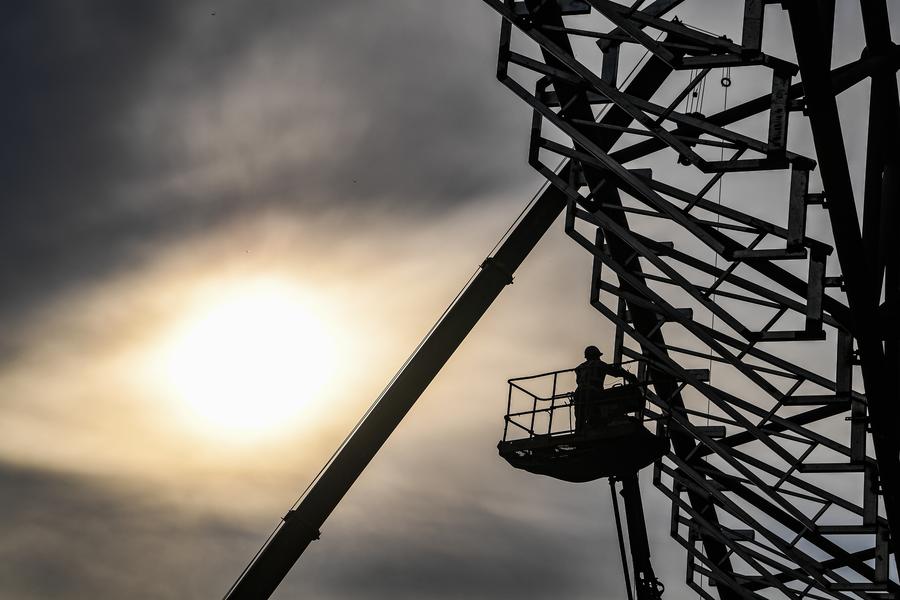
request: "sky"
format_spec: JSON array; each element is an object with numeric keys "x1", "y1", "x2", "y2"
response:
[{"x1": 1, "y1": 2, "x2": 896, "y2": 599}]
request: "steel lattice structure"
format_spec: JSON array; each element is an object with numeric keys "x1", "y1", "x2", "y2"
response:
[{"x1": 479, "y1": 0, "x2": 899, "y2": 597}]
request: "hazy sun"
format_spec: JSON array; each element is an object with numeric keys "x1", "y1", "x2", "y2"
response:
[{"x1": 161, "y1": 279, "x2": 337, "y2": 440}]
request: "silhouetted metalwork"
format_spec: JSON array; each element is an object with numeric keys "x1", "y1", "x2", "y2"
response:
[
  {"x1": 225, "y1": 1, "x2": 899, "y2": 598},
  {"x1": 479, "y1": 0, "x2": 900, "y2": 597},
  {"x1": 499, "y1": 367, "x2": 668, "y2": 598},
  {"x1": 499, "y1": 369, "x2": 667, "y2": 481}
]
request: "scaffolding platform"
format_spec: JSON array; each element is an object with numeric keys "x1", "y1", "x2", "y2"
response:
[{"x1": 498, "y1": 370, "x2": 668, "y2": 483}]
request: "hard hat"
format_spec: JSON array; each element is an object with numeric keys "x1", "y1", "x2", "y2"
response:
[{"x1": 584, "y1": 345, "x2": 603, "y2": 359}]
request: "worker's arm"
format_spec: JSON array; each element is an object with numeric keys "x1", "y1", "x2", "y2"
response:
[{"x1": 611, "y1": 364, "x2": 638, "y2": 383}]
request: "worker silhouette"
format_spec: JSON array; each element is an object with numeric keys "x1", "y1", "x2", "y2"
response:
[{"x1": 574, "y1": 345, "x2": 634, "y2": 431}]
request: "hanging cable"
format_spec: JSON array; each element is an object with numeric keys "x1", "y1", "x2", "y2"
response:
[
  {"x1": 694, "y1": 72, "x2": 731, "y2": 595},
  {"x1": 697, "y1": 72, "x2": 707, "y2": 114},
  {"x1": 687, "y1": 69, "x2": 700, "y2": 114},
  {"x1": 706, "y1": 66, "x2": 731, "y2": 424}
]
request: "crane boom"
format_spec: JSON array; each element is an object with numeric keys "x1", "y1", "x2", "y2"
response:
[
  {"x1": 224, "y1": 38, "x2": 676, "y2": 599},
  {"x1": 223, "y1": 181, "x2": 568, "y2": 599}
]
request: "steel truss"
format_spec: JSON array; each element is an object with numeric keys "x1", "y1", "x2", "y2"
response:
[{"x1": 481, "y1": 0, "x2": 900, "y2": 598}]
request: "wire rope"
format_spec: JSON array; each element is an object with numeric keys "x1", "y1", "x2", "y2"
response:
[{"x1": 706, "y1": 68, "x2": 730, "y2": 426}]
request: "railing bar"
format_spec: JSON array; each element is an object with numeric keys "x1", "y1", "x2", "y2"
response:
[
  {"x1": 504, "y1": 384, "x2": 513, "y2": 441},
  {"x1": 548, "y1": 373, "x2": 558, "y2": 434},
  {"x1": 509, "y1": 368, "x2": 575, "y2": 383}
]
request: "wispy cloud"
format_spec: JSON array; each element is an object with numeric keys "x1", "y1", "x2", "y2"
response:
[
  {"x1": 3, "y1": 1, "x2": 887, "y2": 598},
  {"x1": 1, "y1": 0, "x2": 533, "y2": 329}
]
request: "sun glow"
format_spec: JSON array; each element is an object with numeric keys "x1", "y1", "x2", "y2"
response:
[{"x1": 161, "y1": 279, "x2": 337, "y2": 440}]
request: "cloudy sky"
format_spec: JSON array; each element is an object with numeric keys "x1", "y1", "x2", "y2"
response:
[{"x1": 2, "y1": 2, "x2": 896, "y2": 599}]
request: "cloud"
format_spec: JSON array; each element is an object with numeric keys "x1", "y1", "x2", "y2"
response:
[
  {"x1": 1, "y1": 2, "x2": 184, "y2": 320},
  {"x1": 4, "y1": 2, "x2": 889, "y2": 598},
  {"x1": 0, "y1": 455, "x2": 672, "y2": 600},
  {"x1": 0, "y1": 198, "x2": 692, "y2": 598},
  {"x1": 0, "y1": 0, "x2": 534, "y2": 331},
  {"x1": 0, "y1": 459, "x2": 254, "y2": 600}
]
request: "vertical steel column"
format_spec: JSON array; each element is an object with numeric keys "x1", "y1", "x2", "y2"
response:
[
  {"x1": 620, "y1": 472, "x2": 664, "y2": 600},
  {"x1": 611, "y1": 477, "x2": 637, "y2": 600},
  {"x1": 787, "y1": 1, "x2": 900, "y2": 566},
  {"x1": 862, "y1": 4, "x2": 900, "y2": 580}
]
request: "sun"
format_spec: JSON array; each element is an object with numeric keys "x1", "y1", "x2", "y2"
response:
[{"x1": 161, "y1": 279, "x2": 337, "y2": 440}]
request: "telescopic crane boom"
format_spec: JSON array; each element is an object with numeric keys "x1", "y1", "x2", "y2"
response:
[
  {"x1": 223, "y1": 45, "x2": 676, "y2": 599},
  {"x1": 223, "y1": 176, "x2": 567, "y2": 600}
]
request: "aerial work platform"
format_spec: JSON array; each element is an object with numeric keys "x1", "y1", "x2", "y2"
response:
[{"x1": 498, "y1": 370, "x2": 668, "y2": 483}]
